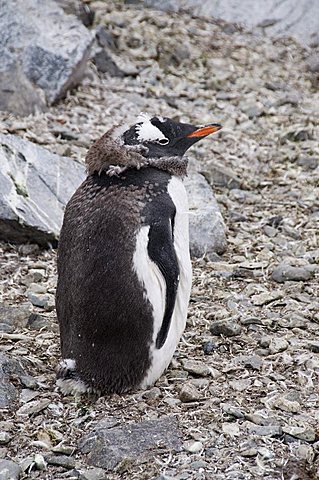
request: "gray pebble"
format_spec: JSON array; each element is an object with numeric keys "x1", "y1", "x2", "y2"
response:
[
  {"x1": 179, "y1": 383, "x2": 202, "y2": 403},
  {"x1": 210, "y1": 319, "x2": 241, "y2": 337},
  {"x1": 269, "y1": 338, "x2": 289, "y2": 354},
  {"x1": 271, "y1": 264, "x2": 313, "y2": 283},
  {"x1": 282, "y1": 426, "x2": 316, "y2": 442},
  {"x1": 182, "y1": 359, "x2": 210, "y2": 377},
  {"x1": 0, "y1": 459, "x2": 21, "y2": 479},
  {"x1": 0, "y1": 432, "x2": 12, "y2": 445},
  {"x1": 45, "y1": 454, "x2": 76, "y2": 469},
  {"x1": 79, "y1": 467, "x2": 108, "y2": 480},
  {"x1": 307, "y1": 341, "x2": 319, "y2": 353},
  {"x1": 202, "y1": 341, "x2": 216, "y2": 355},
  {"x1": 247, "y1": 424, "x2": 282, "y2": 436}
]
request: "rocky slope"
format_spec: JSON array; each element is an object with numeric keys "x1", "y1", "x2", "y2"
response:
[{"x1": 0, "y1": 1, "x2": 318, "y2": 479}]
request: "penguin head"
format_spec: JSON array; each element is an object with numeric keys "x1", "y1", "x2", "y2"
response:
[{"x1": 121, "y1": 113, "x2": 222, "y2": 158}]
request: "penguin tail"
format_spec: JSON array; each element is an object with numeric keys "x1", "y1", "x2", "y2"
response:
[{"x1": 56, "y1": 358, "x2": 90, "y2": 395}]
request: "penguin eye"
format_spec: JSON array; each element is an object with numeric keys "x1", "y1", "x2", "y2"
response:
[{"x1": 156, "y1": 138, "x2": 169, "y2": 145}]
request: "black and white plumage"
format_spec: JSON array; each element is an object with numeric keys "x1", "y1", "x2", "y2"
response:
[{"x1": 56, "y1": 113, "x2": 221, "y2": 395}]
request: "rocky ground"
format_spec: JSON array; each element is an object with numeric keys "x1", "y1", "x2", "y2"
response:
[{"x1": 0, "y1": 1, "x2": 318, "y2": 479}]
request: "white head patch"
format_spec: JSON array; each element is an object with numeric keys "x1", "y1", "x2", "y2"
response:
[{"x1": 135, "y1": 113, "x2": 167, "y2": 143}]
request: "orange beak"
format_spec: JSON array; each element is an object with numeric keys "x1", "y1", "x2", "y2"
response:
[{"x1": 187, "y1": 124, "x2": 222, "y2": 138}]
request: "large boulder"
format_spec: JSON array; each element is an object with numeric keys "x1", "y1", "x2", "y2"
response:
[
  {"x1": 0, "y1": 0, "x2": 93, "y2": 116},
  {"x1": 144, "y1": 0, "x2": 319, "y2": 46},
  {"x1": 0, "y1": 134, "x2": 85, "y2": 246}
]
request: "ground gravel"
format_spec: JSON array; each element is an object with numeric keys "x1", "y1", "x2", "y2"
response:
[{"x1": 0, "y1": 1, "x2": 318, "y2": 479}]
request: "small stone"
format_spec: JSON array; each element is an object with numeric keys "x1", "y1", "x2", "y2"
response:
[
  {"x1": 294, "y1": 444, "x2": 315, "y2": 462},
  {"x1": 282, "y1": 426, "x2": 316, "y2": 442},
  {"x1": 202, "y1": 162, "x2": 241, "y2": 190},
  {"x1": 202, "y1": 341, "x2": 216, "y2": 355},
  {"x1": 79, "y1": 467, "x2": 108, "y2": 480},
  {"x1": 142, "y1": 387, "x2": 161, "y2": 400},
  {"x1": 210, "y1": 319, "x2": 241, "y2": 337},
  {"x1": 0, "y1": 324, "x2": 14, "y2": 333},
  {"x1": 221, "y1": 404, "x2": 245, "y2": 419},
  {"x1": 247, "y1": 424, "x2": 282, "y2": 437},
  {"x1": 252, "y1": 291, "x2": 282, "y2": 306},
  {"x1": 259, "y1": 336, "x2": 271, "y2": 348},
  {"x1": 229, "y1": 379, "x2": 251, "y2": 392},
  {"x1": 179, "y1": 383, "x2": 202, "y2": 403},
  {"x1": 184, "y1": 441, "x2": 203, "y2": 453},
  {"x1": 271, "y1": 264, "x2": 313, "y2": 283},
  {"x1": 274, "y1": 396, "x2": 301, "y2": 413},
  {"x1": 0, "y1": 459, "x2": 21, "y2": 479},
  {"x1": 45, "y1": 454, "x2": 76, "y2": 469},
  {"x1": 0, "y1": 432, "x2": 11, "y2": 445},
  {"x1": 297, "y1": 156, "x2": 319, "y2": 170},
  {"x1": 257, "y1": 447, "x2": 274, "y2": 459},
  {"x1": 16, "y1": 399, "x2": 50, "y2": 416},
  {"x1": 222, "y1": 422, "x2": 240, "y2": 437},
  {"x1": 182, "y1": 360, "x2": 210, "y2": 377},
  {"x1": 307, "y1": 341, "x2": 319, "y2": 353},
  {"x1": 269, "y1": 338, "x2": 289, "y2": 354},
  {"x1": 27, "y1": 313, "x2": 53, "y2": 330},
  {"x1": 242, "y1": 355, "x2": 263, "y2": 370},
  {"x1": 306, "y1": 53, "x2": 319, "y2": 73},
  {"x1": 27, "y1": 292, "x2": 52, "y2": 308},
  {"x1": 240, "y1": 447, "x2": 258, "y2": 457},
  {"x1": 240, "y1": 101, "x2": 264, "y2": 118},
  {"x1": 34, "y1": 454, "x2": 46, "y2": 470}
]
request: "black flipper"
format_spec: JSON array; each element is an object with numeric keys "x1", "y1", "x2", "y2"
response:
[{"x1": 147, "y1": 219, "x2": 179, "y2": 349}]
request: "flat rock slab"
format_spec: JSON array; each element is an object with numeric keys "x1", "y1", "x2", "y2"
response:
[
  {"x1": 0, "y1": 353, "x2": 29, "y2": 408},
  {"x1": 184, "y1": 172, "x2": 227, "y2": 257},
  {"x1": 0, "y1": 133, "x2": 85, "y2": 246},
  {"x1": 0, "y1": 0, "x2": 93, "y2": 115},
  {"x1": 80, "y1": 416, "x2": 182, "y2": 470},
  {"x1": 145, "y1": 0, "x2": 319, "y2": 46}
]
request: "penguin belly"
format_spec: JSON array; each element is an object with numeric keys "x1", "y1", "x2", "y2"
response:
[{"x1": 138, "y1": 176, "x2": 192, "y2": 388}]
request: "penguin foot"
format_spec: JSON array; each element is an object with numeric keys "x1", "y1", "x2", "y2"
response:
[
  {"x1": 56, "y1": 359, "x2": 90, "y2": 395},
  {"x1": 106, "y1": 165, "x2": 127, "y2": 177}
]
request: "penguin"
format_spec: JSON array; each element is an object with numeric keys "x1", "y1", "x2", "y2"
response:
[{"x1": 56, "y1": 113, "x2": 222, "y2": 395}]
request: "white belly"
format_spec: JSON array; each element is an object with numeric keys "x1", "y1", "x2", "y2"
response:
[{"x1": 134, "y1": 176, "x2": 192, "y2": 389}]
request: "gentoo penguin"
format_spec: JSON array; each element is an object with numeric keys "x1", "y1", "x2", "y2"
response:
[{"x1": 56, "y1": 113, "x2": 221, "y2": 395}]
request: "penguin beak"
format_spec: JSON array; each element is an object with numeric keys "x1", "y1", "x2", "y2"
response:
[{"x1": 187, "y1": 124, "x2": 222, "y2": 138}]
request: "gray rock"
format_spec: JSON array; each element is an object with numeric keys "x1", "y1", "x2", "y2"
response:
[
  {"x1": 247, "y1": 424, "x2": 282, "y2": 437},
  {"x1": 80, "y1": 416, "x2": 182, "y2": 470},
  {"x1": 296, "y1": 156, "x2": 319, "y2": 170},
  {"x1": 56, "y1": 0, "x2": 95, "y2": 27},
  {"x1": 182, "y1": 359, "x2": 210, "y2": 377},
  {"x1": 144, "y1": 0, "x2": 319, "y2": 46},
  {"x1": 78, "y1": 468, "x2": 108, "y2": 480},
  {"x1": 0, "y1": 304, "x2": 31, "y2": 329},
  {"x1": 0, "y1": 460, "x2": 21, "y2": 480},
  {"x1": 210, "y1": 319, "x2": 241, "y2": 337},
  {"x1": 179, "y1": 383, "x2": 202, "y2": 403},
  {"x1": 306, "y1": 53, "x2": 319, "y2": 73},
  {"x1": 282, "y1": 426, "x2": 316, "y2": 442},
  {"x1": 201, "y1": 162, "x2": 241, "y2": 190},
  {"x1": 0, "y1": 133, "x2": 85, "y2": 246},
  {"x1": 307, "y1": 341, "x2": 319, "y2": 353},
  {"x1": 184, "y1": 172, "x2": 227, "y2": 257},
  {"x1": 0, "y1": 0, "x2": 93, "y2": 115},
  {"x1": 0, "y1": 353, "x2": 29, "y2": 408},
  {"x1": 271, "y1": 264, "x2": 313, "y2": 283},
  {"x1": 45, "y1": 454, "x2": 76, "y2": 469},
  {"x1": 93, "y1": 50, "x2": 126, "y2": 77},
  {"x1": 0, "y1": 432, "x2": 11, "y2": 445}
]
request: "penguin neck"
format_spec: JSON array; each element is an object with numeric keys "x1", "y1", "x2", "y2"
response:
[{"x1": 85, "y1": 129, "x2": 188, "y2": 178}]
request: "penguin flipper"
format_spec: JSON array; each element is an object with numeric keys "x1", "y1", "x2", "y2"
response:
[{"x1": 147, "y1": 220, "x2": 179, "y2": 349}]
